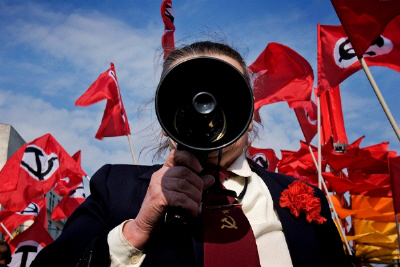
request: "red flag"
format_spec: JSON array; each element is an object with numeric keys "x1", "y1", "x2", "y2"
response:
[
  {"x1": 318, "y1": 85, "x2": 348, "y2": 145},
  {"x1": 389, "y1": 156, "x2": 400, "y2": 213},
  {"x1": 51, "y1": 182, "x2": 86, "y2": 221},
  {"x1": 248, "y1": 43, "x2": 314, "y2": 122},
  {"x1": 292, "y1": 100, "x2": 317, "y2": 144},
  {"x1": 321, "y1": 136, "x2": 364, "y2": 171},
  {"x1": 0, "y1": 134, "x2": 86, "y2": 211},
  {"x1": 53, "y1": 150, "x2": 83, "y2": 197},
  {"x1": 75, "y1": 63, "x2": 131, "y2": 139},
  {"x1": 9, "y1": 220, "x2": 53, "y2": 267},
  {"x1": 317, "y1": 18, "x2": 400, "y2": 94},
  {"x1": 161, "y1": 0, "x2": 175, "y2": 59},
  {"x1": 0, "y1": 198, "x2": 46, "y2": 237},
  {"x1": 249, "y1": 147, "x2": 279, "y2": 172},
  {"x1": 330, "y1": 0, "x2": 400, "y2": 58},
  {"x1": 348, "y1": 142, "x2": 391, "y2": 174}
]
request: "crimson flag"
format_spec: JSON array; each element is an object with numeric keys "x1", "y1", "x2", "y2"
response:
[
  {"x1": 317, "y1": 85, "x2": 348, "y2": 145},
  {"x1": 161, "y1": 0, "x2": 175, "y2": 59},
  {"x1": 9, "y1": 220, "x2": 53, "y2": 267},
  {"x1": 331, "y1": 0, "x2": 400, "y2": 58},
  {"x1": 248, "y1": 43, "x2": 314, "y2": 122},
  {"x1": 51, "y1": 182, "x2": 86, "y2": 221},
  {"x1": 249, "y1": 147, "x2": 279, "y2": 172},
  {"x1": 53, "y1": 150, "x2": 83, "y2": 197},
  {"x1": 0, "y1": 134, "x2": 86, "y2": 211},
  {"x1": 292, "y1": 99, "x2": 317, "y2": 144},
  {"x1": 75, "y1": 63, "x2": 131, "y2": 139},
  {"x1": 348, "y1": 142, "x2": 391, "y2": 174},
  {"x1": 0, "y1": 198, "x2": 46, "y2": 237},
  {"x1": 389, "y1": 156, "x2": 400, "y2": 213},
  {"x1": 317, "y1": 18, "x2": 400, "y2": 94},
  {"x1": 321, "y1": 136, "x2": 364, "y2": 171}
]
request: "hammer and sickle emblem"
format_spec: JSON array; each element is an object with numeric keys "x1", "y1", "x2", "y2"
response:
[
  {"x1": 221, "y1": 215, "x2": 238, "y2": 229},
  {"x1": 20, "y1": 145, "x2": 59, "y2": 181}
]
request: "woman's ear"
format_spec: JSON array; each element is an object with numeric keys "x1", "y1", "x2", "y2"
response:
[{"x1": 162, "y1": 130, "x2": 168, "y2": 137}]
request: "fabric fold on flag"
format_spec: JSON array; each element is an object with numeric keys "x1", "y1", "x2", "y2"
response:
[
  {"x1": 51, "y1": 182, "x2": 86, "y2": 221},
  {"x1": 248, "y1": 42, "x2": 314, "y2": 122},
  {"x1": 292, "y1": 99, "x2": 317, "y2": 144},
  {"x1": 317, "y1": 85, "x2": 348, "y2": 145},
  {"x1": 161, "y1": 0, "x2": 175, "y2": 59},
  {"x1": 75, "y1": 63, "x2": 131, "y2": 139},
  {"x1": 330, "y1": 0, "x2": 400, "y2": 58},
  {"x1": 53, "y1": 150, "x2": 83, "y2": 197},
  {"x1": 389, "y1": 156, "x2": 400, "y2": 214}
]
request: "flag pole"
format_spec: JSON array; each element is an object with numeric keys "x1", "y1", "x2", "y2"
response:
[
  {"x1": 0, "y1": 222, "x2": 14, "y2": 240},
  {"x1": 317, "y1": 95, "x2": 322, "y2": 189},
  {"x1": 308, "y1": 146, "x2": 353, "y2": 256},
  {"x1": 126, "y1": 134, "x2": 137, "y2": 165},
  {"x1": 359, "y1": 57, "x2": 400, "y2": 142}
]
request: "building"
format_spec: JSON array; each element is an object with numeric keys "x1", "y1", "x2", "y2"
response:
[{"x1": 0, "y1": 123, "x2": 65, "y2": 240}]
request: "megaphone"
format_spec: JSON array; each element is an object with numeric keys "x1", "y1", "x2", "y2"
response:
[{"x1": 155, "y1": 56, "x2": 254, "y2": 159}]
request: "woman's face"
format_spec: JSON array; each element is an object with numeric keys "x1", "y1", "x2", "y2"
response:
[{"x1": 166, "y1": 53, "x2": 253, "y2": 169}]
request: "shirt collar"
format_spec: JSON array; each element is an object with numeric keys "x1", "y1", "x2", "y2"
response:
[{"x1": 226, "y1": 152, "x2": 252, "y2": 177}]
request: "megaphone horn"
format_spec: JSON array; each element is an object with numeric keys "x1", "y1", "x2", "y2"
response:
[{"x1": 155, "y1": 56, "x2": 254, "y2": 154}]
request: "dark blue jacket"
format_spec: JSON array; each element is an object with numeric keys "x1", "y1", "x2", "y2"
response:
[{"x1": 32, "y1": 160, "x2": 352, "y2": 266}]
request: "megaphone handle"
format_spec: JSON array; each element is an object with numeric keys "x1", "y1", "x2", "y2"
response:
[
  {"x1": 164, "y1": 145, "x2": 210, "y2": 225},
  {"x1": 164, "y1": 207, "x2": 189, "y2": 224}
]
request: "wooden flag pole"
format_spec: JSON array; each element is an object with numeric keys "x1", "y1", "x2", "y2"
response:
[
  {"x1": 317, "y1": 95, "x2": 322, "y2": 189},
  {"x1": 308, "y1": 146, "x2": 353, "y2": 256},
  {"x1": 359, "y1": 57, "x2": 400, "y2": 142},
  {"x1": 126, "y1": 135, "x2": 137, "y2": 165},
  {"x1": 0, "y1": 222, "x2": 14, "y2": 240}
]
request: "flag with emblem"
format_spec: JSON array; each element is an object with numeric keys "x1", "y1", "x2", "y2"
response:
[
  {"x1": 317, "y1": 18, "x2": 400, "y2": 94},
  {"x1": 249, "y1": 147, "x2": 280, "y2": 172},
  {"x1": 248, "y1": 42, "x2": 314, "y2": 122},
  {"x1": 330, "y1": 0, "x2": 400, "y2": 59},
  {"x1": 0, "y1": 198, "x2": 46, "y2": 237},
  {"x1": 75, "y1": 63, "x2": 131, "y2": 140},
  {"x1": 9, "y1": 220, "x2": 53, "y2": 267},
  {"x1": 0, "y1": 134, "x2": 86, "y2": 211},
  {"x1": 161, "y1": 0, "x2": 175, "y2": 59},
  {"x1": 51, "y1": 182, "x2": 87, "y2": 221}
]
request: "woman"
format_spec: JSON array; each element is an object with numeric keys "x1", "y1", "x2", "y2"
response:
[{"x1": 32, "y1": 41, "x2": 352, "y2": 267}]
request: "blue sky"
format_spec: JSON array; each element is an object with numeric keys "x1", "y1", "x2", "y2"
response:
[{"x1": 1, "y1": 1, "x2": 399, "y2": 176}]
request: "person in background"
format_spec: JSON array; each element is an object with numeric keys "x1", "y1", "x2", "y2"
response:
[
  {"x1": 0, "y1": 240, "x2": 11, "y2": 267},
  {"x1": 32, "y1": 41, "x2": 352, "y2": 267}
]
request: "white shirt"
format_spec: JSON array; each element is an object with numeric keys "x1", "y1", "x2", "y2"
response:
[{"x1": 108, "y1": 153, "x2": 293, "y2": 266}]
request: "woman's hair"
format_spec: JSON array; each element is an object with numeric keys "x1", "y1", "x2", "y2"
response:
[
  {"x1": 161, "y1": 41, "x2": 251, "y2": 84},
  {"x1": 152, "y1": 41, "x2": 256, "y2": 160}
]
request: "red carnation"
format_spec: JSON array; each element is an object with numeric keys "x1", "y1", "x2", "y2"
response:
[{"x1": 280, "y1": 180, "x2": 327, "y2": 224}]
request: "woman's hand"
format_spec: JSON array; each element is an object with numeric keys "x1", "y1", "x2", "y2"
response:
[{"x1": 122, "y1": 149, "x2": 214, "y2": 249}]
